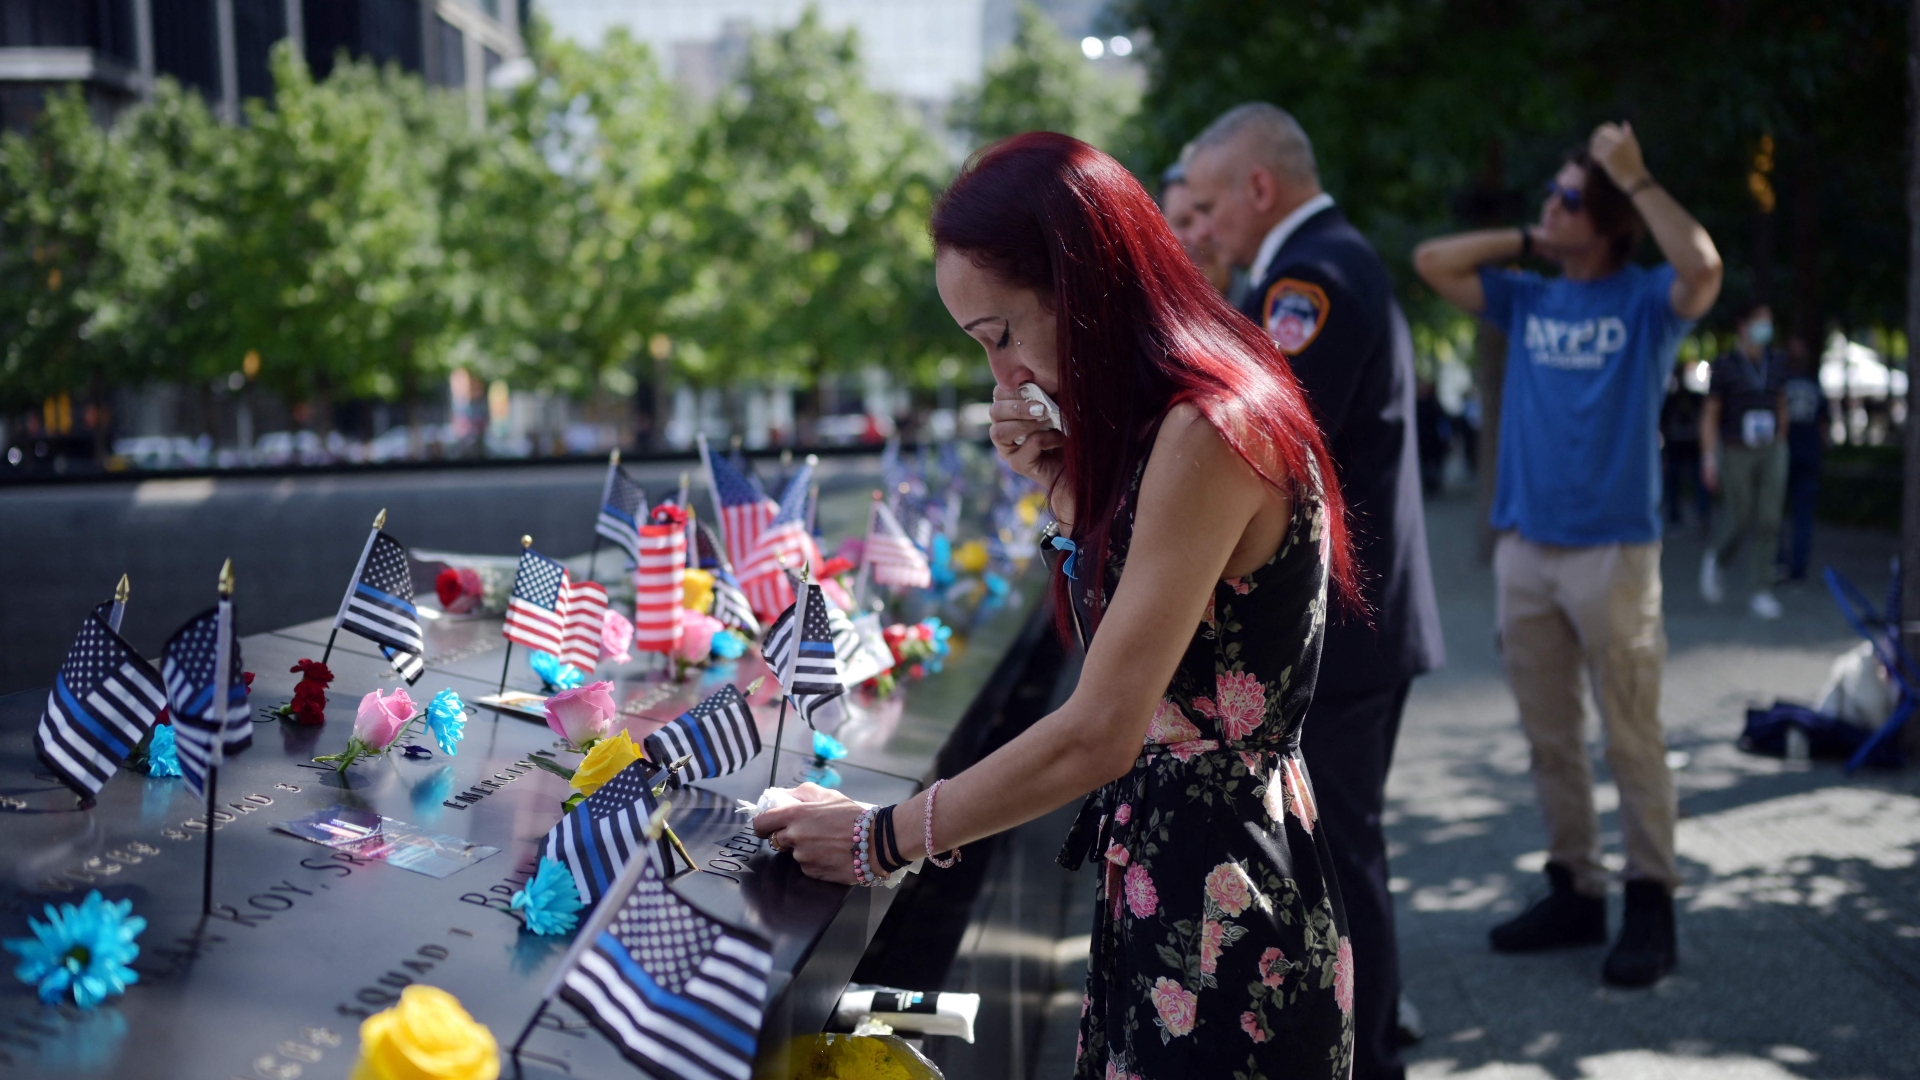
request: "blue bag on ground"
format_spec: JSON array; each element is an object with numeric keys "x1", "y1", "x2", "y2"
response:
[{"x1": 1738, "y1": 700, "x2": 1870, "y2": 760}]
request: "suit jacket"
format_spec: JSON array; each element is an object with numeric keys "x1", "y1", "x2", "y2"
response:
[{"x1": 1239, "y1": 204, "x2": 1444, "y2": 699}]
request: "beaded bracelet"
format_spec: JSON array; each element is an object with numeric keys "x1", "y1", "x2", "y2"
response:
[
  {"x1": 924, "y1": 779, "x2": 961, "y2": 868},
  {"x1": 851, "y1": 806, "x2": 882, "y2": 887}
]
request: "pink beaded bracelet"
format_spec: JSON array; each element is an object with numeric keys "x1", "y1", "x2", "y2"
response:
[
  {"x1": 851, "y1": 806, "x2": 881, "y2": 887},
  {"x1": 924, "y1": 779, "x2": 961, "y2": 868}
]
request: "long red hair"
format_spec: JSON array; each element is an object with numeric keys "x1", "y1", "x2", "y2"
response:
[{"x1": 930, "y1": 132, "x2": 1358, "y2": 630}]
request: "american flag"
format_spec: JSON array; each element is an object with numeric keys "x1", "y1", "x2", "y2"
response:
[
  {"x1": 865, "y1": 499, "x2": 931, "y2": 589},
  {"x1": 738, "y1": 461, "x2": 817, "y2": 621},
  {"x1": 557, "y1": 835, "x2": 773, "y2": 1080},
  {"x1": 544, "y1": 758, "x2": 669, "y2": 908},
  {"x1": 597, "y1": 465, "x2": 649, "y2": 568},
  {"x1": 643, "y1": 685, "x2": 759, "y2": 782},
  {"x1": 335, "y1": 531, "x2": 426, "y2": 684},
  {"x1": 633, "y1": 512, "x2": 686, "y2": 656},
  {"x1": 35, "y1": 601, "x2": 166, "y2": 799},
  {"x1": 161, "y1": 600, "x2": 249, "y2": 797},
  {"x1": 505, "y1": 548, "x2": 608, "y2": 674},
  {"x1": 701, "y1": 438, "x2": 778, "y2": 580},
  {"x1": 760, "y1": 582, "x2": 844, "y2": 727},
  {"x1": 694, "y1": 521, "x2": 759, "y2": 636}
]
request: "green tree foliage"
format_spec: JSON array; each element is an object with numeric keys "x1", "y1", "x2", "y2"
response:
[
  {"x1": 951, "y1": 3, "x2": 1138, "y2": 153},
  {"x1": 1115, "y1": 0, "x2": 1907, "y2": 335}
]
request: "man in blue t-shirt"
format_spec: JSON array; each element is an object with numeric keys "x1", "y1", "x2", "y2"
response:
[{"x1": 1414, "y1": 122, "x2": 1722, "y2": 989}]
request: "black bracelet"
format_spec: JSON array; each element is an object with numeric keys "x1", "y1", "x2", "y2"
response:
[
  {"x1": 1517, "y1": 228, "x2": 1533, "y2": 261},
  {"x1": 874, "y1": 805, "x2": 904, "y2": 875}
]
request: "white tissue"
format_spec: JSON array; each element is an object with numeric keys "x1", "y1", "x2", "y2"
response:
[{"x1": 1018, "y1": 382, "x2": 1064, "y2": 434}]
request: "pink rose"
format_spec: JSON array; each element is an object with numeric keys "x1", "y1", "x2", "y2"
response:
[
  {"x1": 1334, "y1": 937, "x2": 1355, "y2": 1016},
  {"x1": 1204, "y1": 862, "x2": 1254, "y2": 917},
  {"x1": 1199, "y1": 919, "x2": 1225, "y2": 975},
  {"x1": 1113, "y1": 802, "x2": 1131, "y2": 825},
  {"x1": 353, "y1": 689, "x2": 414, "y2": 750},
  {"x1": 601, "y1": 608, "x2": 634, "y2": 663},
  {"x1": 1123, "y1": 864, "x2": 1158, "y2": 919},
  {"x1": 1258, "y1": 946, "x2": 1286, "y2": 988},
  {"x1": 1149, "y1": 977, "x2": 1197, "y2": 1039},
  {"x1": 1240, "y1": 1010, "x2": 1266, "y2": 1043},
  {"x1": 1145, "y1": 697, "x2": 1203, "y2": 745},
  {"x1": 545, "y1": 681, "x2": 617, "y2": 748},
  {"x1": 1193, "y1": 670, "x2": 1266, "y2": 743},
  {"x1": 675, "y1": 611, "x2": 722, "y2": 663}
]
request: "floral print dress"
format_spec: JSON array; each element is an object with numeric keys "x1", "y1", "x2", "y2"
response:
[{"x1": 1059, "y1": 463, "x2": 1353, "y2": 1080}]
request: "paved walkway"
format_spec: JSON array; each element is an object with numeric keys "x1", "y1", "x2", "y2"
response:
[{"x1": 1393, "y1": 491, "x2": 1919, "y2": 1080}]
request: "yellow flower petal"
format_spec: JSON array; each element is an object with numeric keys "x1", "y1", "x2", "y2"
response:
[
  {"x1": 682, "y1": 568, "x2": 715, "y2": 614},
  {"x1": 571, "y1": 730, "x2": 643, "y2": 796},
  {"x1": 351, "y1": 985, "x2": 499, "y2": 1080}
]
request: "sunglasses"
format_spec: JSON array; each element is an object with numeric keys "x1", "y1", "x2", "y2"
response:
[{"x1": 1546, "y1": 181, "x2": 1585, "y2": 213}]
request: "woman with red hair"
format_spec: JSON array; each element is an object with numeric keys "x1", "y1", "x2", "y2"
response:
[{"x1": 755, "y1": 132, "x2": 1357, "y2": 1077}]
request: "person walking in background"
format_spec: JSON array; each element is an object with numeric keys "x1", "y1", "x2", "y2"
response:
[
  {"x1": 1412, "y1": 121, "x2": 1722, "y2": 988},
  {"x1": 1660, "y1": 367, "x2": 1708, "y2": 531},
  {"x1": 1700, "y1": 303, "x2": 1789, "y2": 618},
  {"x1": 1185, "y1": 102, "x2": 1445, "y2": 1080},
  {"x1": 1159, "y1": 159, "x2": 1237, "y2": 297},
  {"x1": 1778, "y1": 336, "x2": 1830, "y2": 582}
]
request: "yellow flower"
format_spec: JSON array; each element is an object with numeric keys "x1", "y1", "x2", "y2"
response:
[
  {"x1": 953, "y1": 539, "x2": 989, "y2": 574},
  {"x1": 571, "y1": 730, "x2": 643, "y2": 796},
  {"x1": 351, "y1": 985, "x2": 499, "y2": 1080},
  {"x1": 682, "y1": 568, "x2": 715, "y2": 614}
]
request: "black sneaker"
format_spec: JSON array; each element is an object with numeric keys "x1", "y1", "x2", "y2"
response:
[
  {"x1": 1490, "y1": 863, "x2": 1607, "y2": 953},
  {"x1": 1602, "y1": 879, "x2": 1677, "y2": 987}
]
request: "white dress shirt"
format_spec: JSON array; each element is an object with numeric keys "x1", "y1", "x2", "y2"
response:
[{"x1": 1248, "y1": 192, "x2": 1336, "y2": 285}]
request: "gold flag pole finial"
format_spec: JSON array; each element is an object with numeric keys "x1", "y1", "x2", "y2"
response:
[
  {"x1": 610, "y1": 448, "x2": 621, "y2": 466},
  {"x1": 521, "y1": 535, "x2": 533, "y2": 549},
  {"x1": 218, "y1": 559, "x2": 235, "y2": 598},
  {"x1": 372, "y1": 507, "x2": 387, "y2": 530},
  {"x1": 114, "y1": 573, "x2": 130, "y2": 604},
  {"x1": 643, "y1": 800, "x2": 674, "y2": 840}
]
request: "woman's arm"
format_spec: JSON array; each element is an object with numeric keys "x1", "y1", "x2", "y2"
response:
[
  {"x1": 754, "y1": 405, "x2": 1285, "y2": 881},
  {"x1": 1412, "y1": 229, "x2": 1525, "y2": 315}
]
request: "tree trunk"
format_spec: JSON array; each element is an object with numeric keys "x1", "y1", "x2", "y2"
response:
[
  {"x1": 1473, "y1": 324, "x2": 1507, "y2": 564},
  {"x1": 1901, "y1": 0, "x2": 1920, "y2": 725}
]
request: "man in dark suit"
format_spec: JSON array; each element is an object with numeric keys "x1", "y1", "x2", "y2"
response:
[{"x1": 1186, "y1": 102, "x2": 1445, "y2": 1080}]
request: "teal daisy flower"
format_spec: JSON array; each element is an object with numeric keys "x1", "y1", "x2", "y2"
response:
[
  {"x1": 425, "y1": 689, "x2": 467, "y2": 756},
  {"x1": 147, "y1": 725, "x2": 181, "y2": 778},
  {"x1": 510, "y1": 858, "x2": 583, "y2": 937},
  {"x1": 5, "y1": 891, "x2": 145, "y2": 1008}
]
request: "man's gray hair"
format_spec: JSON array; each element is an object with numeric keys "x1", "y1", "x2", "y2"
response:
[{"x1": 1192, "y1": 103, "x2": 1318, "y2": 184}]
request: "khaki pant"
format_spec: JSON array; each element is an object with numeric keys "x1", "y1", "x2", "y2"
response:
[
  {"x1": 1495, "y1": 534, "x2": 1678, "y2": 895},
  {"x1": 1711, "y1": 442, "x2": 1789, "y2": 592}
]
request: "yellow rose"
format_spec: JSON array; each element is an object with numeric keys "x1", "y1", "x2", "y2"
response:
[
  {"x1": 571, "y1": 730, "x2": 643, "y2": 796},
  {"x1": 682, "y1": 568, "x2": 715, "y2": 614},
  {"x1": 351, "y1": 985, "x2": 498, "y2": 1080},
  {"x1": 953, "y1": 539, "x2": 989, "y2": 574}
]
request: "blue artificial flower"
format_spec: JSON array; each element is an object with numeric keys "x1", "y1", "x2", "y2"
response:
[
  {"x1": 511, "y1": 858, "x2": 583, "y2": 937},
  {"x1": 5, "y1": 891, "x2": 145, "y2": 1008},
  {"x1": 425, "y1": 688, "x2": 466, "y2": 756},
  {"x1": 710, "y1": 629, "x2": 747, "y2": 660},
  {"x1": 811, "y1": 730, "x2": 848, "y2": 762},
  {"x1": 528, "y1": 651, "x2": 583, "y2": 693},
  {"x1": 146, "y1": 725, "x2": 181, "y2": 778}
]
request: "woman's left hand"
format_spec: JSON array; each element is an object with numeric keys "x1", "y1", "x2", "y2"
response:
[{"x1": 752, "y1": 783, "x2": 868, "y2": 885}]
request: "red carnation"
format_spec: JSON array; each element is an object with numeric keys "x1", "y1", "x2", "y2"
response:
[
  {"x1": 435, "y1": 566, "x2": 484, "y2": 614},
  {"x1": 650, "y1": 504, "x2": 688, "y2": 527},
  {"x1": 818, "y1": 556, "x2": 855, "y2": 579},
  {"x1": 287, "y1": 659, "x2": 334, "y2": 726}
]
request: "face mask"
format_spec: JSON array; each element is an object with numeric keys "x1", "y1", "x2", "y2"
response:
[{"x1": 1748, "y1": 320, "x2": 1774, "y2": 346}]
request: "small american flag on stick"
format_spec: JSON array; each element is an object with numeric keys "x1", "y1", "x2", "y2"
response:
[{"x1": 505, "y1": 546, "x2": 608, "y2": 674}]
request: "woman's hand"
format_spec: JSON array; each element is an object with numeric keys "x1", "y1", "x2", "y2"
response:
[
  {"x1": 752, "y1": 783, "x2": 867, "y2": 885},
  {"x1": 988, "y1": 383, "x2": 1065, "y2": 492}
]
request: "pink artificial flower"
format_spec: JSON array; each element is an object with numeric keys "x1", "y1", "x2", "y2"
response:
[
  {"x1": 1333, "y1": 937, "x2": 1355, "y2": 1016},
  {"x1": 1258, "y1": 946, "x2": 1286, "y2": 988},
  {"x1": 1194, "y1": 670, "x2": 1266, "y2": 743},
  {"x1": 1204, "y1": 862, "x2": 1254, "y2": 917},
  {"x1": 675, "y1": 611, "x2": 722, "y2": 663},
  {"x1": 545, "y1": 681, "x2": 617, "y2": 748},
  {"x1": 601, "y1": 608, "x2": 634, "y2": 664},
  {"x1": 1123, "y1": 864, "x2": 1159, "y2": 919},
  {"x1": 1145, "y1": 697, "x2": 1203, "y2": 745},
  {"x1": 1103, "y1": 842, "x2": 1130, "y2": 867},
  {"x1": 1149, "y1": 977, "x2": 1197, "y2": 1039},
  {"x1": 1239, "y1": 1011, "x2": 1267, "y2": 1043},
  {"x1": 1112, "y1": 802, "x2": 1131, "y2": 825},
  {"x1": 353, "y1": 689, "x2": 415, "y2": 750},
  {"x1": 1199, "y1": 919, "x2": 1225, "y2": 975}
]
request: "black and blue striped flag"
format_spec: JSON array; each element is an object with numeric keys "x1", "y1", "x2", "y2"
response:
[
  {"x1": 335, "y1": 531, "x2": 425, "y2": 684},
  {"x1": 543, "y1": 759, "x2": 669, "y2": 909},
  {"x1": 35, "y1": 601, "x2": 166, "y2": 799},
  {"x1": 642, "y1": 685, "x2": 759, "y2": 782}
]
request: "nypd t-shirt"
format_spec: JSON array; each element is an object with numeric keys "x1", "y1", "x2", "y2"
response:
[{"x1": 1479, "y1": 263, "x2": 1694, "y2": 546}]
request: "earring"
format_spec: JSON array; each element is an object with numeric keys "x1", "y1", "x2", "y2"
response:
[{"x1": 1016, "y1": 341, "x2": 1023, "y2": 346}]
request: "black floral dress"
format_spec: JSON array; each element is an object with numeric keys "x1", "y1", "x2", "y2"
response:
[{"x1": 1060, "y1": 463, "x2": 1353, "y2": 1080}]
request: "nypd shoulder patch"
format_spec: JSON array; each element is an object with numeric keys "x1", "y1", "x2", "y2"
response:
[{"x1": 1262, "y1": 278, "x2": 1329, "y2": 354}]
